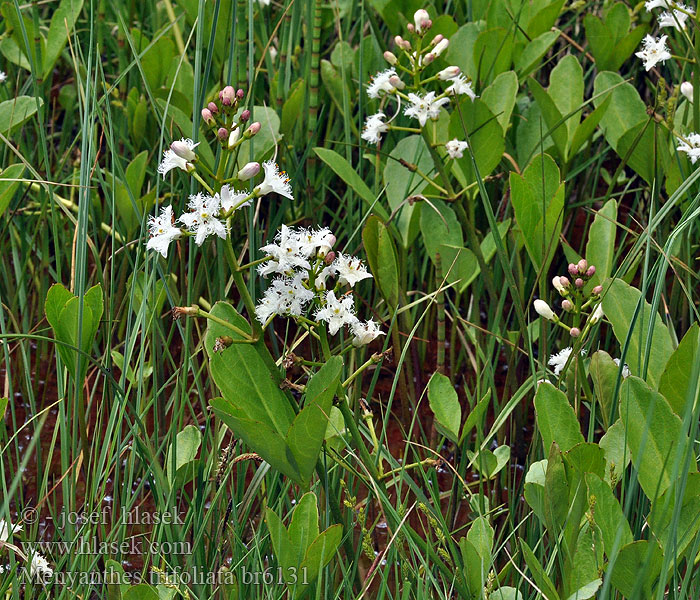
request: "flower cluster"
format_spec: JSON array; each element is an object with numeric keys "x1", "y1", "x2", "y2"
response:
[
  {"x1": 361, "y1": 8, "x2": 472, "y2": 152},
  {"x1": 0, "y1": 518, "x2": 53, "y2": 581},
  {"x1": 255, "y1": 226, "x2": 384, "y2": 347},
  {"x1": 146, "y1": 159, "x2": 293, "y2": 257},
  {"x1": 533, "y1": 259, "x2": 603, "y2": 338},
  {"x1": 637, "y1": 1, "x2": 695, "y2": 71}
]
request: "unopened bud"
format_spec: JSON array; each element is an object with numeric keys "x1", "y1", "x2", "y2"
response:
[
  {"x1": 431, "y1": 34, "x2": 444, "y2": 46},
  {"x1": 384, "y1": 51, "x2": 398, "y2": 65},
  {"x1": 559, "y1": 276, "x2": 570, "y2": 288},
  {"x1": 239, "y1": 109, "x2": 251, "y2": 123},
  {"x1": 324, "y1": 251, "x2": 336, "y2": 264},
  {"x1": 238, "y1": 161, "x2": 260, "y2": 180},
  {"x1": 577, "y1": 259, "x2": 588, "y2": 273},
  {"x1": 590, "y1": 303, "x2": 604, "y2": 324},
  {"x1": 389, "y1": 75, "x2": 405, "y2": 90},
  {"x1": 394, "y1": 35, "x2": 410, "y2": 50},
  {"x1": 534, "y1": 299, "x2": 556, "y2": 321},
  {"x1": 586, "y1": 265, "x2": 596, "y2": 278},
  {"x1": 236, "y1": 89, "x2": 245, "y2": 99},
  {"x1": 217, "y1": 127, "x2": 229, "y2": 140},
  {"x1": 681, "y1": 81, "x2": 693, "y2": 102},
  {"x1": 201, "y1": 108, "x2": 215, "y2": 125},
  {"x1": 414, "y1": 10, "x2": 431, "y2": 32},
  {"x1": 552, "y1": 276, "x2": 564, "y2": 293},
  {"x1": 245, "y1": 121, "x2": 261, "y2": 137},
  {"x1": 432, "y1": 38, "x2": 449, "y2": 57},
  {"x1": 438, "y1": 66, "x2": 460, "y2": 80},
  {"x1": 562, "y1": 299, "x2": 573, "y2": 311},
  {"x1": 568, "y1": 263, "x2": 578, "y2": 276},
  {"x1": 228, "y1": 128, "x2": 241, "y2": 148},
  {"x1": 570, "y1": 327, "x2": 581, "y2": 338},
  {"x1": 172, "y1": 305, "x2": 199, "y2": 319},
  {"x1": 207, "y1": 102, "x2": 219, "y2": 113},
  {"x1": 407, "y1": 23, "x2": 415, "y2": 33},
  {"x1": 221, "y1": 85, "x2": 236, "y2": 106},
  {"x1": 575, "y1": 278, "x2": 584, "y2": 288},
  {"x1": 423, "y1": 53, "x2": 435, "y2": 65},
  {"x1": 592, "y1": 285, "x2": 603, "y2": 295},
  {"x1": 171, "y1": 140, "x2": 197, "y2": 161}
]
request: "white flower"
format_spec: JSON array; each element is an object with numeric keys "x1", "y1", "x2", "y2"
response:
[
  {"x1": 0, "y1": 72, "x2": 6, "y2": 84},
  {"x1": 658, "y1": 5, "x2": 693, "y2": 29},
  {"x1": 0, "y1": 518, "x2": 21, "y2": 542},
  {"x1": 297, "y1": 227, "x2": 335, "y2": 257},
  {"x1": 445, "y1": 74, "x2": 477, "y2": 99},
  {"x1": 613, "y1": 358, "x2": 631, "y2": 378},
  {"x1": 220, "y1": 185, "x2": 251, "y2": 212},
  {"x1": 315, "y1": 291, "x2": 358, "y2": 335},
  {"x1": 256, "y1": 272, "x2": 315, "y2": 324},
  {"x1": 645, "y1": 0, "x2": 671, "y2": 9},
  {"x1": 548, "y1": 347, "x2": 573, "y2": 376},
  {"x1": 254, "y1": 161, "x2": 294, "y2": 200},
  {"x1": 257, "y1": 0, "x2": 271, "y2": 6},
  {"x1": 635, "y1": 35, "x2": 671, "y2": 71},
  {"x1": 157, "y1": 138, "x2": 198, "y2": 178},
  {"x1": 414, "y1": 9, "x2": 430, "y2": 32},
  {"x1": 315, "y1": 265, "x2": 334, "y2": 290},
  {"x1": 146, "y1": 205, "x2": 181, "y2": 257},
  {"x1": 445, "y1": 139, "x2": 469, "y2": 159},
  {"x1": 351, "y1": 320, "x2": 385, "y2": 346},
  {"x1": 676, "y1": 132, "x2": 700, "y2": 163},
  {"x1": 332, "y1": 253, "x2": 373, "y2": 287},
  {"x1": 178, "y1": 193, "x2": 227, "y2": 246},
  {"x1": 534, "y1": 299, "x2": 556, "y2": 321},
  {"x1": 404, "y1": 92, "x2": 449, "y2": 127},
  {"x1": 29, "y1": 551, "x2": 53, "y2": 580},
  {"x1": 367, "y1": 68, "x2": 397, "y2": 99},
  {"x1": 258, "y1": 225, "x2": 312, "y2": 277},
  {"x1": 362, "y1": 112, "x2": 389, "y2": 145},
  {"x1": 681, "y1": 81, "x2": 694, "y2": 101}
]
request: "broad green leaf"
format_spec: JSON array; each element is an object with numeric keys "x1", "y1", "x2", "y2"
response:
[
  {"x1": 446, "y1": 22, "x2": 484, "y2": 80},
  {"x1": 460, "y1": 537, "x2": 485, "y2": 597},
  {"x1": 299, "y1": 524, "x2": 343, "y2": 591},
  {"x1": 585, "y1": 199, "x2": 617, "y2": 287},
  {"x1": 593, "y1": 71, "x2": 647, "y2": 149},
  {"x1": 599, "y1": 418, "x2": 631, "y2": 486},
  {"x1": 235, "y1": 106, "x2": 281, "y2": 163},
  {"x1": 427, "y1": 371, "x2": 461, "y2": 443},
  {"x1": 534, "y1": 383, "x2": 584, "y2": 454},
  {"x1": 473, "y1": 28, "x2": 513, "y2": 83},
  {"x1": 610, "y1": 540, "x2": 663, "y2": 598},
  {"x1": 543, "y1": 445, "x2": 571, "y2": 535},
  {"x1": 526, "y1": 0, "x2": 565, "y2": 37},
  {"x1": 468, "y1": 446, "x2": 510, "y2": 478},
  {"x1": 265, "y1": 507, "x2": 295, "y2": 574},
  {"x1": 123, "y1": 585, "x2": 159, "y2": 600},
  {"x1": 286, "y1": 357, "x2": 343, "y2": 484},
  {"x1": 491, "y1": 588, "x2": 523, "y2": 600},
  {"x1": 288, "y1": 492, "x2": 320, "y2": 564},
  {"x1": 165, "y1": 424, "x2": 201, "y2": 487},
  {"x1": 44, "y1": 0, "x2": 84, "y2": 77},
  {"x1": 0, "y1": 96, "x2": 44, "y2": 135},
  {"x1": 526, "y1": 79, "x2": 568, "y2": 161},
  {"x1": 619, "y1": 376, "x2": 696, "y2": 500},
  {"x1": 659, "y1": 323, "x2": 700, "y2": 416},
  {"x1": 589, "y1": 350, "x2": 620, "y2": 429},
  {"x1": 362, "y1": 216, "x2": 399, "y2": 306},
  {"x1": 565, "y1": 578, "x2": 601, "y2": 600},
  {"x1": 0, "y1": 164, "x2": 25, "y2": 218},
  {"x1": 548, "y1": 55, "x2": 583, "y2": 146},
  {"x1": 460, "y1": 389, "x2": 490, "y2": 443},
  {"x1": 480, "y1": 71, "x2": 518, "y2": 134},
  {"x1": 510, "y1": 153, "x2": 564, "y2": 271},
  {"x1": 649, "y1": 472, "x2": 700, "y2": 558},
  {"x1": 384, "y1": 135, "x2": 432, "y2": 247},
  {"x1": 515, "y1": 31, "x2": 559, "y2": 77},
  {"x1": 601, "y1": 279, "x2": 674, "y2": 388},
  {"x1": 569, "y1": 95, "x2": 611, "y2": 158},
  {"x1": 315, "y1": 148, "x2": 389, "y2": 221},
  {"x1": 585, "y1": 473, "x2": 633, "y2": 555},
  {"x1": 467, "y1": 516, "x2": 494, "y2": 562}
]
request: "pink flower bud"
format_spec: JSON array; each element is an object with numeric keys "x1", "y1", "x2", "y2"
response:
[
  {"x1": 221, "y1": 86, "x2": 236, "y2": 106},
  {"x1": 389, "y1": 75, "x2": 405, "y2": 90},
  {"x1": 423, "y1": 53, "x2": 435, "y2": 65},
  {"x1": 201, "y1": 108, "x2": 214, "y2": 125},
  {"x1": 208, "y1": 102, "x2": 218, "y2": 113},
  {"x1": 559, "y1": 276, "x2": 570, "y2": 288},
  {"x1": 394, "y1": 35, "x2": 410, "y2": 50},
  {"x1": 407, "y1": 23, "x2": 415, "y2": 33},
  {"x1": 245, "y1": 121, "x2": 261, "y2": 137},
  {"x1": 575, "y1": 278, "x2": 584, "y2": 288},
  {"x1": 431, "y1": 34, "x2": 444, "y2": 46},
  {"x1": 577, "y1": 259, "x2": 588, "y2": 273},
  {"x1": 438, "y1": 66, "x2": 460, "y2": 80},
  {"x1": 171, "y1": 140, "x2": 197, "y2": 161},
  {"x1": 592, "y1": 285, "x2": 603, "y2": 295},
  {"x1": 562, "y1": 299, "x2": 573, "y2": 311},
  {"x1": 237, "y1": 161, "x2": 260, "y2": 180},
  {"x1": 413, "y1": 10, "x2": 431, "y2": 32},
  {"x1": 586, "y1": 265, "x2": 596, "y2": 278},
  {"x1": 570, "y1": 327, "x2": 581, "y2": 338},
  {"x1": 384, "y1": 51, "x2": 398, "y2": 65},
  {"x1": 236, "y1": 88, "x2": 245, "y2": 99},
  {"x1": 217, "y1": 127, "x2": 228, "y2": 139},
  {"x1": 239, "y1": 109, "x2": 251, "y2": 122},
  {"x1": 324, "y1": 251, "x2": 336, "y2": 264},
  {"x1": 568, "y1": 263, "x2": 578, "y2": 276}
]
